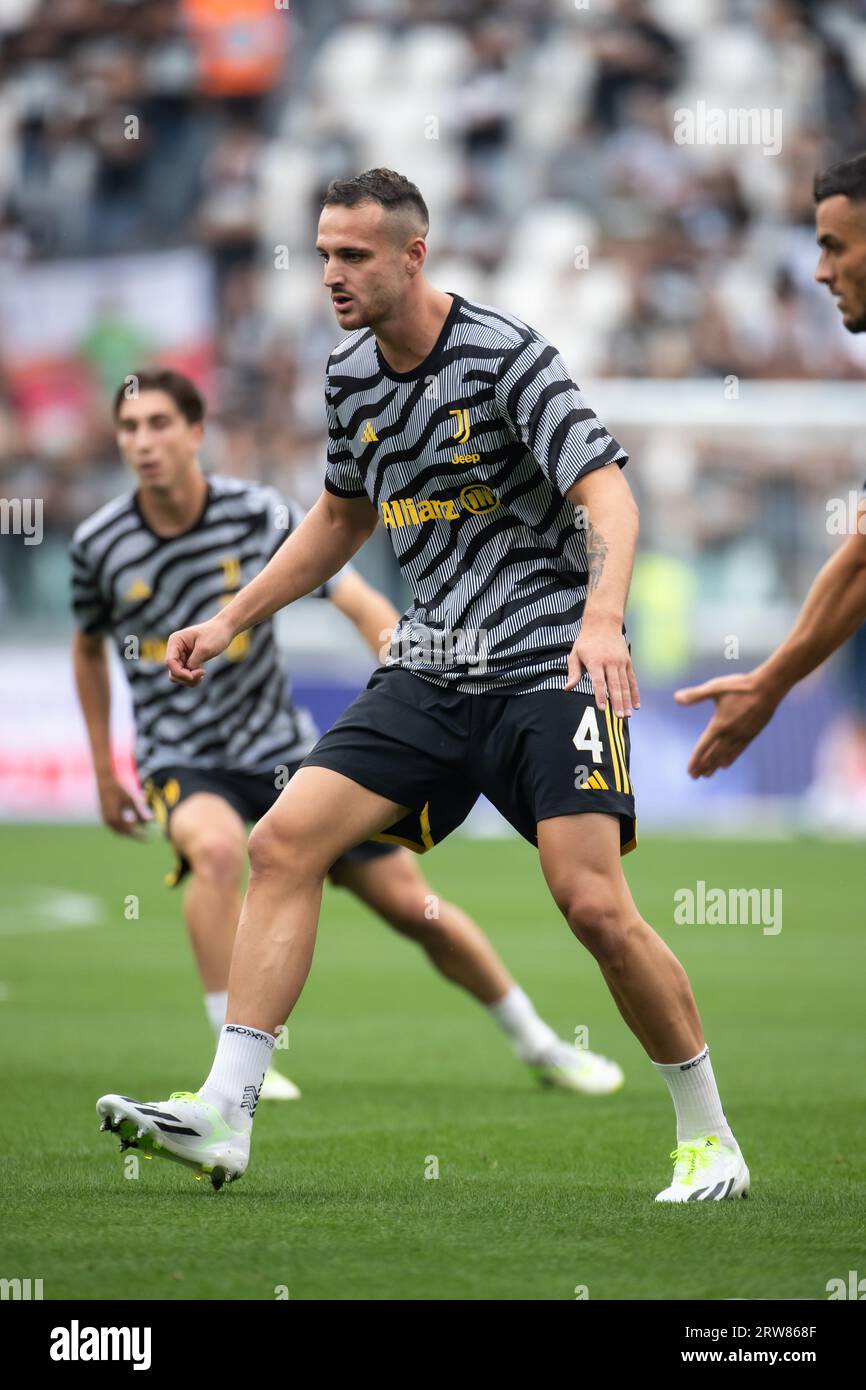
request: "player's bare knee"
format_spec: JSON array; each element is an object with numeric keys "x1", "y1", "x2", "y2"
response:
[
  {"x1": 562, "y1": 888, "x2": 634, "y2": 968},
  {"x1": 186, "y1": 836, "x2": 244, "y2": 888},
  {"x1": 247, "y1": 816, "x2": 324, "y2": 884}
]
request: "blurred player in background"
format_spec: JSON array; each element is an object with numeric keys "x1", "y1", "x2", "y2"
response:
[
  {"x1": 677, "y1": 152, "x2": 866, "y2": 775},
  {"x1": 72, "y1": 368, "x2": 624, "y2": 1101},
  {"x1": 98, "y1": 172, "x2": 748, "y2": 1204}
]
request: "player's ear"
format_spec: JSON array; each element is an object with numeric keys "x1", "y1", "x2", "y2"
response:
[{"x1": 405, "y1": 235, "x2": 426, "y2": 276}]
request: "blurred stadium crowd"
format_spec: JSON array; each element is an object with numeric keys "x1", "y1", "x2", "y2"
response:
[{"x1": 3, "y1": 0, "x2": 866, "y2": 639}]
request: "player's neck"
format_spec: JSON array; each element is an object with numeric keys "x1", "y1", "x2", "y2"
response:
[
  {"x1": 136, "y1": 467, "x2": 208, "y2": 538},
  {"x1": 374, "y1": 286, "x2": 454, "y2": 374}
]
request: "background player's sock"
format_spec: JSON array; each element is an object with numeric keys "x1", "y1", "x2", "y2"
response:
[
  {"x1": 652, "y1": 1044, "x2": 736, "y2": 1146},
  {"x1": 204, "y1": 990, "x2": 228, "y2": 1037},
  {"x1": 199, "y1": 1023, "x2": 275, "y2": 1131},
  {"x1": 487, "y1": 984, "x2": 560, "y2": 1063}
]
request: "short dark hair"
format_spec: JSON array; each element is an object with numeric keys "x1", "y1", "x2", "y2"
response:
[
  {"x1": 322, "y1": 168, "x2": 429, "y2": 235},
  {"x1": 113, "y1": 368, "x2": 205, "y2": 424},
  {"x1": 814, "y1": 153, "x2": 866, "y2": 206}
]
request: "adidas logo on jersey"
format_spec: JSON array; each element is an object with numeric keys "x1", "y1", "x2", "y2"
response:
[
  {"x1": 125, "y1": 578, "x2": 152, "y2": 600},
  {"x1": 361, "y1": 421, "x2": 379, "y2": 443}
]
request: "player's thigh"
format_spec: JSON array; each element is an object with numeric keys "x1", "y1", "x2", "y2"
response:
[
  {"x1": 168, "y1": 793, "x2": 247, "y2": 883},
  {"x1": 247, "y1": 766, "x2": 411, "y2": 879},
  {"x1": 537, "y1": 812, "x2": 638, "y2": 956},
  {"x1": 329, "y1": 846, "x2": 433, "y2": 933},
  {"x1": 537, "y1": 811, "x2": 626, "y2": 907}
]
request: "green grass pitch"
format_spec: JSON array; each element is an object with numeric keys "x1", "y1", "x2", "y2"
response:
[{"x1": 1, "y1": 825, "x2": 864, "y2": 1301}]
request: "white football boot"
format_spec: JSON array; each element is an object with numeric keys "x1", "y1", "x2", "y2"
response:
[
  {"x1": 530, "y1": 1040, "x2": 625, "y2": 1095},
  {"x1": 259, "y1": 1066, "x2": 301, "y2": 1101},
  {"x1": 97, "y1": 1091, "x2": 249, "y2": 1190},
  {"x1": 655, "y1": 1134, "x2": 750, "y2": 1202}
]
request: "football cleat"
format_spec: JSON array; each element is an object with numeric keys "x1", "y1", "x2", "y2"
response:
[
  {"x1": 530, "y1": 1041, "x2": 625, "y2": 1096},
  {"x1": 655, "y1": 1134, "x2": 750, "y2": 1202},
  {"x1": 259, "y1": 1066, "x2": 301, "y2": 1101},
  {"x1": 96, "y1": 1091, "x2": 249, "y2": 1190}
]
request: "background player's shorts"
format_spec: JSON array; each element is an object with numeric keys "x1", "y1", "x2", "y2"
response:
[
  {"x1": 143, "y1": 763, "x2": 398, "y2": 888},
  {"x1": 301, "y1": 667, "x2": 637, "y2": 855}
]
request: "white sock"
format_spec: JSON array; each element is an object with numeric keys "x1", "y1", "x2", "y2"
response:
[
  {"x1": 653, "y1": 1044, "x2": 735, "y2": 1146},
  {"x1": 487, "y1": 985, "x2": 560, "y2": 1064},
  {"x1": 199, "y1": 1023, "x2": 276, "y2": 1132},
  {"x1": 204, "y1": 990, "x2": 228, "y2": 1037}
]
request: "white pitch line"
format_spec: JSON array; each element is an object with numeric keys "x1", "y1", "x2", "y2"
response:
[{"x1": 0, "y1": 886, "x2": 106, "y2": 935}]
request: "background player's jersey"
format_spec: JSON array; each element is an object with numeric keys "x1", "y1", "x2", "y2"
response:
[
  {"x1": 324, "y1": 293, "x2": 629, "y2": 694},
  {"x1": 70, "y1": 476, "x2": 345, "y2": 779}
]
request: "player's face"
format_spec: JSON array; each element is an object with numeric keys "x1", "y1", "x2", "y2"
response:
[
  {"x1": 316, "y1": 202, "x2": 424, "y2": 330},
  {"x1": 115, "y1": 391, "x2": 202, "y2": 489},
  {"x1": 815, "y1": 195, "x2": 866, "y2": 333}
]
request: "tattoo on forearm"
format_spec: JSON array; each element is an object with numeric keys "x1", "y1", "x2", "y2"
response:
[{"x1": 586, "y1": 521, "x2": 608, "y2": 595}]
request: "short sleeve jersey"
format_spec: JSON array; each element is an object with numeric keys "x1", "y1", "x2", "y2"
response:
[
  {"x1": 324, "y1": 293, "x2": 628, "y2": 693},
  {"x1": 70, "y1": 477, "x2": 349, "y2": 779}
]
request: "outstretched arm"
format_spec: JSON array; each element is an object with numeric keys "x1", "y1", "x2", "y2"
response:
[
  {"x1": 675, "y1": 520, "x2": 866, "y2": 777},
  {"x1": 166, "y1": 490, "x2": 378, "y2": 685}
]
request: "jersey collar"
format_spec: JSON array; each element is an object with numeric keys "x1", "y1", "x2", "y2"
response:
[
  {"x1": 133, "y1": 477, "x2": 212, "y2": 542},
  {"x1": 374, "y1": 292, "x2": 463, "y2": 383}
]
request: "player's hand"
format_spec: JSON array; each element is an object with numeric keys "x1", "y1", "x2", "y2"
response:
[
  {"x1": 166, "y1": 615, "x2": 233, "y2": 686},
  {"x1": 97, "y1": 778, "x2": 151, "y2": 840},
  {"x1": 674, "y1": 673, "x2": 777, "y2": 778},
  {"x1": 566, "y1": 620, "x2": 640, "y2": 717}
]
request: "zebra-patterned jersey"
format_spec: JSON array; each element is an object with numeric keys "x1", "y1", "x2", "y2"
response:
[
  {"x1": 324, "y1": 292, "x2": 629, "y2": 694},
  {"x1": 70, "y1": 475, "x2": 345, "y2": 780}
]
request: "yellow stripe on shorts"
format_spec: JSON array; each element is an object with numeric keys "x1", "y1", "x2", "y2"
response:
[
  {"x1": 603, "y1": 703, "x2": 622, "y2": 793},
  {"x1": 613, "y1": 715, "x2": 630, "y2": 794}
]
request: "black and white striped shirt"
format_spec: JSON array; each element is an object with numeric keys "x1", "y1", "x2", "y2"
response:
[
  {"x1": 324, "y1": 293, "x2": 629, "y2": 694},
  {"x1": 70, "y1": 476, "x2": 341, "y2": 779}
]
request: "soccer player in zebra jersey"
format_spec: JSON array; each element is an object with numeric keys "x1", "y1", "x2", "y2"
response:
[
  {"x1": 98, "y1": 172, "x2": 749, "y2": 1202},
  {"x1": 76, "y1": 368, "x2": 623, "y2": 1106}
]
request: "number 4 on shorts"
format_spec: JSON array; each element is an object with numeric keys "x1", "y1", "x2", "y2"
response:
[{"x1": 572, "y1": 707, "x2": 603, "y2": 764}]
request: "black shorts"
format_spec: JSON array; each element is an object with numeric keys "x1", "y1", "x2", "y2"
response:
[
  {"x1": 301, "y1": 667, "x2": 637, "y2": 856},
  {"x1": 143, "y1": 763, "x2": 398, "y2": 888}
]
